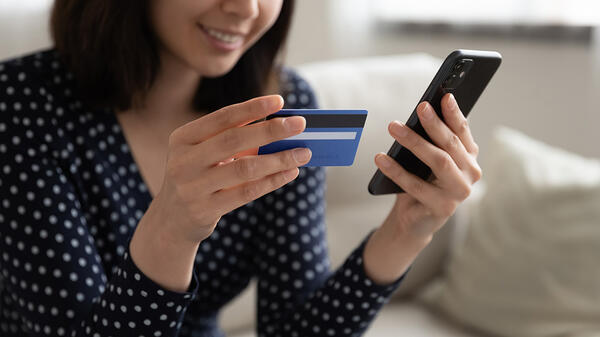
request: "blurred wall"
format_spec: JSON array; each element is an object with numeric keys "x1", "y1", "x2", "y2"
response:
[{"x1": 285, "y1": 0, "x2": 600, "y2": 167}]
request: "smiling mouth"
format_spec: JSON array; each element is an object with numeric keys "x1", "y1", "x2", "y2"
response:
[{"x1": 198, "y1": 24, "x2": 244, "y2": 44}]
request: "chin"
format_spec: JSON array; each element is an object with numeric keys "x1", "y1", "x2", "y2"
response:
[
  {"x1": 190, "y1": 54, "x2": 243, "y2": 78},
  {"x1": 201, "y1": 65, "x2": 236, "y2": 78}
]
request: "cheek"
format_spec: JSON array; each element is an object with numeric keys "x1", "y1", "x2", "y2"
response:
[
  {"x1": 150, "y1": 0, "x2": 212, "y2": 51},
  {"x1": 150, "y1": 2, "x2": 184, "y2": 46},
  {"x1": 261, "y1": 0, "x2": 284, "y2": 23},
  {"x1": 249, "y1": 1, "x2": 284, "y2": 40}
]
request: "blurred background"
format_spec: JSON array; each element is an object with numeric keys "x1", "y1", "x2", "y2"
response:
[
  {"x1": 2, "y1": 0, "x2": 598, "y2": 161},
  {"x1": 284, "y1": 0, "x2": 600, "y2": 163},
  {"x1": 2, "y1": 1, "x2": 599, "y2": 336}
]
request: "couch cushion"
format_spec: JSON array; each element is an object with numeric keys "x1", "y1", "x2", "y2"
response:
[{"x1": 420, "y1": 126, "x2": 600, "y2": 337}]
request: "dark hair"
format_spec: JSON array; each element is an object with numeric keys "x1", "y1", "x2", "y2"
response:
[{"x1": 50, "y1": 1, "x2": 295, "y2": 112}]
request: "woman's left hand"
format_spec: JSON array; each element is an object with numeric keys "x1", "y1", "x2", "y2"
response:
[{"x1": 363, "y1": 93, "x2": 482, "y2": 284}]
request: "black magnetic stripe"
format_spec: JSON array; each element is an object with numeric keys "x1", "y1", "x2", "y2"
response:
[{"x1": 265, "y1": 114, "x2": 366, "y2": 128}]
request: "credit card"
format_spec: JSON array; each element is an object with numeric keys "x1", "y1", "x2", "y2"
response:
[{"x1": 258, "y1": 109, "x2": 368, "y2": 167}]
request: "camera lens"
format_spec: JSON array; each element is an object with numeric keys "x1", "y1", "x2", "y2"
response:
[{"x1": 454, "y1": 62, "x2": 464, "y2": 71}]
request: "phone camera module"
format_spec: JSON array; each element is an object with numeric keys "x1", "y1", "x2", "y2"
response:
[{"x1": 444, "y1": 59, "x2": 473, "y2": 90}]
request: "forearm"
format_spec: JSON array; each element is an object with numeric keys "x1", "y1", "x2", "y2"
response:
[
  {"x1": 362, "y1": 215, "x2": 432, "y2": 285},
  {"x1": 129, "y1": 199, "x2": 200, "y2": 293}
]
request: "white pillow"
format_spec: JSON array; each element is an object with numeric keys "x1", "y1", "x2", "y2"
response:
[{"x1": 419, "y1": 126, "x2": 600, "y2": 337}]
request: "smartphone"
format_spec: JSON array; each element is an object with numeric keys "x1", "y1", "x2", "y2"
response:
[{"x1": 368, "y1": 49, "x2": 502, "y2": 195}]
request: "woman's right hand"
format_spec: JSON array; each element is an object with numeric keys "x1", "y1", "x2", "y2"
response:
[
  {"x1": 130, "y1": 95, "x2": 310, "y2": 292},
  {"x1": 152, "y1": 94, "x2": 310, "y2": 245}
]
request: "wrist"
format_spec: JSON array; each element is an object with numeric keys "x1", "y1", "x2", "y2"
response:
[
  {"x1": 130, "y1": 200, "x2": 200, "y2": 293},
  {"x1": 383, "y1": 205, "x2": 437, "y2": 246}
]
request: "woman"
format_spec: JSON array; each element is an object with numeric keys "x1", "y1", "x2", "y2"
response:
[{"x1": 0, "y1": 0, "x2": 482, "y2": 336}]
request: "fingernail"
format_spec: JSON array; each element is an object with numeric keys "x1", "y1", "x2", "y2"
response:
[
  {"x1": 448, "y1": 93, "x2": 457, "y2": 109},
  {"x1": 391, "y1": 121, "x2": 407, "y2": 137},
  {"x1": 376, "y1": 154, "x2": 392, "y2": 168},
  {"x1": 269, "y1": 95, "x2": 284, "y2": 109},
  {"x1": 293, "y1": 148, "x2": 311, "y2": 162},
  {"x1": 284, "y1": 116, "x2": 305, "y2": 132},
  {"x1": 420, "y1": 103, "x2": 433, "y2": 120}
]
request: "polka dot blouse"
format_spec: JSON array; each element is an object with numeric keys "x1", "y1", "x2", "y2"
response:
[{"x1": 0, "y1": 50, "x2": 407, "y2": 337}]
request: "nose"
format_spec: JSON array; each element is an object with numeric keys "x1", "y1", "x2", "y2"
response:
[{"x1": 221, "y1": 0, "x2": 259, "y2": 20}]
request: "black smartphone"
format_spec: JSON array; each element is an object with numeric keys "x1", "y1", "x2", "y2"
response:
[{"x1": 368, "y1": 49, "x2": 502, "y2": 195}]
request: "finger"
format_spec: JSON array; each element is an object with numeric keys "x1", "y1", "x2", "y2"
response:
[
  {"x1": 423, "y1": 98, "x2": 482, "y2": 183},
  {"x1": 441, "y1": 94, "x2": 479, "y2": 156},
  {"x1": 173, "y1": 95, "x2": 284, "y2": 145},
  {"x1": 388, "y1": 120, "x2": 462, "y2": 186},
  {"x1": 416, "y1": 101, "x2": 474, "y2": 173},
  {"x1": 374, "y1": 153, "x2": 454, "y2": 217},
  {"x1": 204, "y1": 147, "x2": 311, "y2": 191},
  {"x1": 195, "y1": 115, "x2": 306, "y2": 166},
  {"x1": 211, "y1": 167, "x2": 299, "y2": 215}
]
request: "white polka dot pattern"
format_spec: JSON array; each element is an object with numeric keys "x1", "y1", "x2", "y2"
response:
[
  {"x1": 0, "y1": 50, "x2": 407, "y2": 337},
  {"x1": 0, "y1": 51, "x2": 199, "y2": 336}
]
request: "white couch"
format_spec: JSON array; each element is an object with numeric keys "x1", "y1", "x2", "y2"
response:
[{"x1": 0, "y1": 3, "x2": 487, "y2": 336}]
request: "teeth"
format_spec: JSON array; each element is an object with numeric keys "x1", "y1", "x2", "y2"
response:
[{"x1": 203, "y1": 26, "x2": 242, "y2": 44}]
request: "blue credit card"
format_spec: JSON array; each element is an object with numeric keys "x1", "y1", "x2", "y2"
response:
[{"x1": 258, "y1": 109, "x2": 368, "y2": 167}]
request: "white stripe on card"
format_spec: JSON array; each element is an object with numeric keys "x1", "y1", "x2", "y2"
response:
[{"x1": 283, "y1": 131, "x2": 357, "y2": 141}]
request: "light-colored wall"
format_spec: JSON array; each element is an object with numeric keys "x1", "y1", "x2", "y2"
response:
[
  {"x1": 285, "y1": 0, "x2": 600, "y2": 168},
  {"x1": 0, "y1": 0, "x2": 53, "y2": 60}
]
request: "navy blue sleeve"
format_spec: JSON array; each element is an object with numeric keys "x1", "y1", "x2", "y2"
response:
[
  {"x1": 251, "y1": 68, "x2": 407, "y2": 337},
  {"x1": 0, "y1": 59, "x2": 198, "y2": 336}
]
